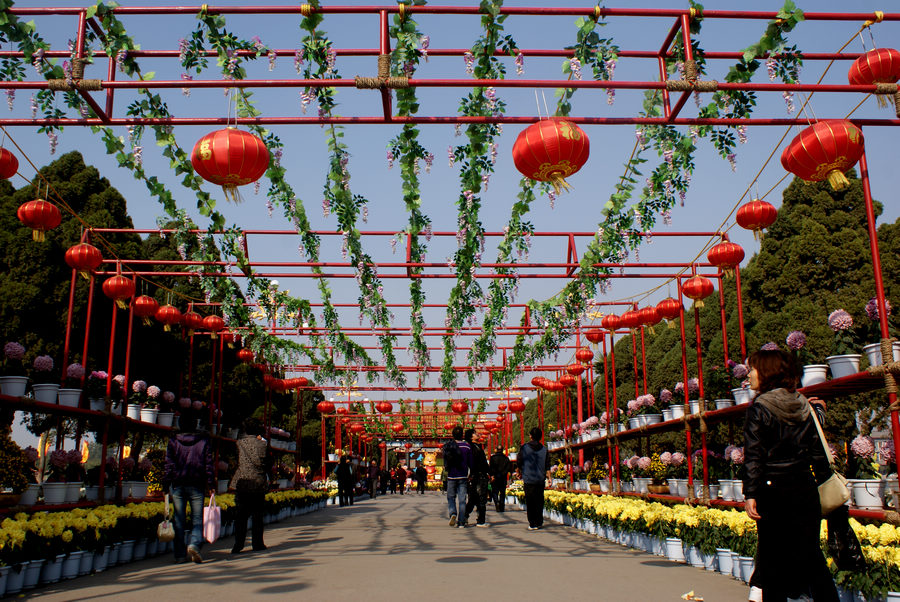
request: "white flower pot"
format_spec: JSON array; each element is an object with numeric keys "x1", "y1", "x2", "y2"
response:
[
  {"x1": 863, "y1": 342, "x2": 900, "y2": 367},
  {"x1": 715, "y1": 399, "x2": 733, "y2": 410},
  {"x1": 42, "y1": 482, "x2": 68, "y2": 504},
  {"x1": 644, "y1": 413, "x2": 663, "y2": 425},
  {"x1": 93, "y1": 547, "x2": 109, "y2": 573},
  {"x1": 118, "y1": 540, "x2": 135, "y2": 564},
  {"x1": 157, "y1": 412, "x2": 174, "y2": 427},
  {"x1": 84, "y1": 486, "x2": 99, "y2": 501},
  {"x1": 801, "y1": 364, "x2": 829, "y2": 388},
  {"x1": 826, "y1": 354, "x2": 862, "y2": 379},
  {"x1": 688, "y1": 400, "x2": 702, "y2": 414},
  {"x1": 22, "y1": 559, "x2": 43, "y2": 590},
  {"x1": 667, "y1": 478, "x2": 678, "y2": 496},
  {"x1": 40, "y1": 554, "x2": 64, "y2": 584},
  {"x1": 57, "y1": 388, "x2": 82, "y2": 407},
  {"x1": 5, "y1": 564, "x2": 25, "y2": 595},
  {"x1": 78, "y1": 547, "x2": 93, "y2": 575},
  {"x1": 719, "y1": 479, "x2": 735, "y2": 501},
  {"x1": 693, "y1": 481, "x2": 720, "y2": 499},
  {"x1": 0, "y1": 375, "x2": 29, "y2": 397},
  {"x1": 89, "y1": 397, "x2": 106, "y2": 412},
  {"x1": 130, "y1": 481, "x2": 149, "y2": 499},
  {"x1": 32, "y1": 383, "x2": 59, "y2": 404},
  {"x1": 732, "y1": 388, "x2": 753, "y2": 405},
  {"x1": 732, "y1": 480, "x2": 744, "y2": 502},
  {"x1": 731, "y1": 551, "x2": 741, "y2": 579},
  {"x1": 665, "y1": 537, "x2": 685, "y2": 563},
  {"x1": 65, "y1": 481, "x2": 82, "y2": 503},
  {"x1": 850, "y1": 479, "x2": 885, "y2": 510},
  {"x1": 686, "y1": 545, "x2": 704, "y2": 567},
  {"x1": 739, "y1": 556, "x2": 755, "y2": 583},
  {"x1": 19, "y1": 483, "x2": 39, "y2": 506},
  {"x1": 126, "y1": 404, "x2": 141, "y2": 420},
  {"x1": 62, "y1": 551, "x2": 83, "y2": 579},
  {"x1": 702, "y1": 551, "x2": 718, "y2": 571},
  {"x1": 133, "y1": 538, "x2": 147, "y2": 561},
  {"x1": 140, "y1": 407, "x2": 158, "y2": 424},
  {"x1": 716, "y1": 548, "x2": 733, "y2": 575},
  {"x1": 108, "y1": 543, "x2": 120, "y2": 566},
  {"x1": 662, "y1": 408, "x2": 674, "y2": 421},
  {"x1": 598, "y1": 427, "x2": 607, "y2": 438},
  {"x1": 669, "y1": 404, "x2": 685, "y2": 419},
  {"x1": 0, "y1": 565, "x2": 8, "y2": 596},
  {"x1": 674, "y1": 478, "x2": 689, "y2": 498}
]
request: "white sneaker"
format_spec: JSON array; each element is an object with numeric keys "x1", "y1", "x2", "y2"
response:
[
  {"x1": 476, "y1": 523, "x2": 488, "y2": 528},
  {"x1": 748, "y1": 586, "x2": 763, "y2": 602}
]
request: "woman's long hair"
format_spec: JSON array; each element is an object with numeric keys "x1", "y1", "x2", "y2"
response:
[{"x1": 748, "y1": 349, "x2": 800, "y2": 394}]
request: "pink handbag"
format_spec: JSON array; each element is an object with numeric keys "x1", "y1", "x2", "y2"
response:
[{"x1": 203, "y1": 493, "x2": 221, "y2": 543}]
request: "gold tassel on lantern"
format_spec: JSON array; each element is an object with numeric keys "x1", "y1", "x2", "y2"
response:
[
  {"x1": 163, "y1": 323, "x2": 172, "y2": 332},
  {"x1": 115, "y1": 299, "x2": 128, "y2": 310},
  {"x1": 826, "y1": 169, "x2": 850, "y2": 191},
  {"x1": 648, "y1": 325, "x2": 656, "y2": 335},
  {"x1": 667, "y1": 320, "x2": 676, "y2": 329},
  {"x1": 695, "y1": 300, "x2": 704, "y2": 309}
]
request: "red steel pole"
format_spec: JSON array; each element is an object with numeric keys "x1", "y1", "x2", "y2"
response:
[
  {"x1": 61, "y1": 267, "x2": 78, "y2": 377},
  {"x1": 677, "y1": 278, "x2": 693, "y2": 497},
  {"x1": 105, "y1": 303, "x2": 117, "y2": 397},
  {"x1": 80, "y1": 275, "x2": 95, "y2": 383}
]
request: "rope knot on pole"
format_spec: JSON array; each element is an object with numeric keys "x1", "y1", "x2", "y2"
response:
[{"x1": 355, "y1": 54, "x2": 410, "y2": 90}]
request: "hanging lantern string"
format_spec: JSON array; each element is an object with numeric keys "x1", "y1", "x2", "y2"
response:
[{"x1": 0, "y1": 124, "x2": 208, "y2": 304}]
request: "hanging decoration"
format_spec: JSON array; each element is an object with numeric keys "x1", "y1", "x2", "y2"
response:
[
  {"x1": 511, "y1": 118, "x2": 590, "y2": 193},
  {"x1": 64, "y1": 242, "x2": 103, "y2": 279},
  {"x1": 584, "y1": 328, "x2": 603, "y2": 348},
  {"x1": 451, "y1": 401, "x2": 468, "y2": 415},
  {"x1": 780, "y1": 120, "x2": 864, "y2": 191},
  {"x1": 575, "y1": 346, "x2": 594, "y2": 365},
  {"x1": 182, "y1": 310, "x2": 205, "y2": 335},
  {"x1": 600, "y1": 314, "x2": 620, "y2": 332},
  {"x1": 847, "y1": 47, "x2": 900, "y2": 108},
  {"x1": 376, "y1": 401, "x2": 393, "y2": 414},
  {"x1": 736, "y1": 199, "x2": 778, "y2": 239},
  {"x1": 706, "y1": 241, "x2": 745, "y2": 276},
  {"x1": 203, "y1": 314, "x2": 225, "y2": 339},
  {"x1": 656, "y1": 297, "x2": 682, "y2": 329},
  {"x1": 0, "y1": 148, "x2": 18, "y2": 179},
  {"x1": 133, "y1": 295, "x2": 160, "y2": 326},
  {"x1": 508, "y1": 400, "x2": 525, "y2": 413},
  {"x1": 17, "y1": 199, "x2": 61, "y2": 242},
  {"x1": 102, "y1": 268, "x2": 135, "y2": 310},
  {"x1": 619, "y1": 310, "x2": 642, "y2": 331},
  {"x1": 639, "y1": 305, "x2": 662, "y2": 335},
  {"x1": 567, "y1": 363, "x2": 585, "y2": 376},
  {"x1": 317, "y1": 400, "x2": 336, "y2": 414},
  {"x1": 681, "y1": 275, "x2": 715, "y2": 308},
  {"x1": 237, "y1": 348, "x2": 254, "y2": 363},
  {"x1": 559, "y1": 373, "x2": 576, "y2": 388},
  {"x1": 155, "y1": 304, "x2": 183, "y2": 331},
  {"x1": 190, "y1": 128, "x2": 270, "y2": 203}
]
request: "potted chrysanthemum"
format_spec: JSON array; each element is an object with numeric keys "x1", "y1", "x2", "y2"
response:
[
  {"x1": 861, "y1": 297, "x2": 898, "y2": 367},
  {"x1": 127, "y1": 380, "x2": 146, "y2": 420},
  {"x1": 0, "y1": 342, "x2": 28, "y2": 397},
  {"x1": 59, "y1": 363, "x2": 86, "y2": 407},
  {"x1": 847, "y1": 435, "x2": 884, "y2": 510},
  {"x1": 826, "y1": 308, "x2": 862, "y2": 378},
  {"x1": 30, "y1": 355, "x2": 59, "y2": 404},
  {"x1": 139, "y1": 385, "x2": 160, "y2": 424}
]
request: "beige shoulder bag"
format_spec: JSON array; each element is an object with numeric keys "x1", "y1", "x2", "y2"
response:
[{"x1": 809, "y1": 409, "x2": 851, "y2": 516}]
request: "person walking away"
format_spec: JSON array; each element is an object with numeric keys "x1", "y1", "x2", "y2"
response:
[
  {"x1": 380, "y1": 463, "x2": 390, "y2": 495},
  {"x1": 517, "y1": 427, "x2": 550, "y2": 531},
  {"x1": 335, "y1": 456, "x2": 354, "y2": 507},
  {"x1": 743, "y1": 348, "x2": 839, "y2": 602},
  {"x1": 415, "y1": 464, "x2": 427, "y2": 494},
  {"x1": 443, "y1": 425, "x2": 473, "y2": 527},
  {"x1": 395, "y1": 465, "x2": 406, "y2": 495},
  {"x1": 367, "y1": 460, "x2": 379, "y2": 499},
  {"x1": 463, "y1": 429, "x2": 490, "y2": 527},
  {"x1": 163, "y1": 407, "x2": 214, "y2": 563},
  {"x1": 389, "y1": 466, "x2": 397, "y2": 494},
  {"x1": 230, "y1": 417, "x2": 272, "y2": 554},
  {"x1": 489, "y1": 446, "x2": 512, "y2": 512}
]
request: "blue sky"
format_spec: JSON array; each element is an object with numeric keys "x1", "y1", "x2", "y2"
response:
[{"x1": 5, "y1": 1, "x2": 900, "y2": 446}]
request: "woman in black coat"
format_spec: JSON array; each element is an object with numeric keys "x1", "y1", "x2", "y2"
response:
[{"x1": 743, "y1": 349, "x2": 838, "y2": 602}]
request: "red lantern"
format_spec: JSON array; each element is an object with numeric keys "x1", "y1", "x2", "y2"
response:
[
  {"x1": 511, "y1": 118, "x2": 590, "y2": 194},
  {"x1": 484, "y1": 421, "x2": 498, "y2": 431},
  {"x1": 531, "y1": 376, "x2": 544, "y2": 388},
  {"x1": 155, "y1": 304, "x2": 182, "y2": 331},
  {"x1": 498, "y1": 403, "x2": 507, "y2": 412},
  {"x1": 559, "y1": 374, "x2": 576, "y2": 388},
  {"x1": 17, "y1": 199, "x2": 61, "y2": 242},
  {"x1": 0, "y1": 148, "x2": 19, "y2": 179},
  {"x1": 102, "y1": 273, "x2": 135, "y2": 310},
  {"x1": 585, "y1": 329, "x2": 603, "y2": 346},
  {"x1": 780, "y1": 120, "x2": 864, "y2": 191},
  {"x1": 444, "y1": 421, "x2": 456, "y2": 432},
  {"x1": 349, "y1": 423, "x2": 365, "y2": 434},
  {"x1": 567, "y1": 363, "x2": 584, "y2": 377},
  {"x1": 65, "y1": 242, "x2": 102, "y2": 279},
  {"x1": 392, "y1": 422, "x2": 404, "y2": 433},
  {"x1": 336, "y1": 406, "x2": 349, "y2": 416},
  {"x1": 133, "y1": 295, "x2": 159, "y2": 326},
  {"x1": 376, "y1": 401, "x2": 393, "y2": 414},
  {"x1": 601, "y1": 314, "x2": 620, "y2": 332},
  {"x1": 508, "y1": 400, "x2": 525, "y2": 413},
  {"x1": 317, "y1": 400, "x2": 336, "y2": 414},
  {"x1": 639, "y1": 306, "x2": 662, "y2": 334},
  {"x1": 575, "y1": 346, "x2": 594, "y2": 365},
  {"x1": 191, "y1": 128, "x2": 270, "y2": 203},
  {"x1": 848, "y1": 48, "x2": 900, "y2": 109},
  {"x1": 378, "y1": 442, "x2": 387, "y2": 449},
  {"x1": 404, "y1": 442, "x2": 412, "y2": 450},
  {"x1": 293, "y1": 376, "x2": 309, "y2": 388},
  {"x1": 237, "y1": 348, "x2": 254, "y2": 363},
  {"x1": 656, "y1": 297, "x2": 682, "y2": 323},
  {"x1": 451, "y1": 401, "x2": 468, "y2": 415},
  {"x1": 682, "y1": 275, "x2": 714, "y2": 308},
  {"x1": 182, "y1": 311, "x2": 205, "y2": 334},
  {"x1": 203, "y1": 315, "x2": 225, "y2": 339},
  {"x1": 736, "y1": 199, "x2": 778, "y2": 239},
  {"x1": 619, "y1": 310, "x2": 642, "y2": 331},
  {"x1": 707, "y1": 241, "x2": 745, "y2": 276},
  {"x1": 221, "y1": 331, "x2": 241, "y2": 347}
]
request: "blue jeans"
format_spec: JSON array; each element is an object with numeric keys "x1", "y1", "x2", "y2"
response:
[
  {"x1": 171, "y1": 485, "x2": 205, "y2": 560},
  {"x1": 446, "y1": 478, "x2": 468, "y2": 525}
]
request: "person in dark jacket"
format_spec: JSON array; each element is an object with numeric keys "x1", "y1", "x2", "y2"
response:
[
  {"x1": 743, "y1": 349, "x2": 838, "y2": 602},
  {"x1": 163, "y1": 407, "x2": 214, "y2": 564},
  {"x1": 464, "y1": 429, "x2": 490, "y2": 527},
  {"x1": 395, "y1": 465, "x2": 406, "y2": 495},
  {"x1": 518, "y1": 427, "x2": 550, "y2": 530},
  {"x1": 367, "y1": 460, "x2": 379, "y2": 499},
  {"x1": 415, "y1": 464, "x2": 427, "y2": 494},
  {"x1": 335, "y1": 456, "x2": 354, "y2": 507},
  {"x1": 230, "y1": 418, "x2": 273, "y2": 554},
  {"x1": 489, "y1": 447, "x2": 512, "y2": 512},
  {"x1": 444, "y1": 425, "x2": 473, "y2": 527}
]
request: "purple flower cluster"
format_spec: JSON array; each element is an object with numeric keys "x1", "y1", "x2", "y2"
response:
[
  {"x1": 674, "y1": 382, "x2": 684, "y2": 394},
  {"x1": 828, "y1": 309, "x2": 854, "y2": 332},
  {"x1": 687, "y1": 378, "x2": 699, "y2": 394},
  {"x1": 33, "y1": 355, "x2": 53, "y2": 372},
  {"x1": 865, "y1": 297, "x2": 892, "y2": 321},
  {"x1": 637, "y1": 456, "x2": 651, "y2": 471},
  {"x1": 23, "y1": 446, "x2": 39, "y2": 464},
  {"x1": 786, "y1": 330, "x2": 807, "y2": 351},
  {"x1": 147, "y1": 385, "x2": 161, "y2": 399},
  {"x1": 659, "y1": 451, "x2": 672, "y2": 465},
  {"x1": 66, "y1": 363, "x2": 85, "y2": 380},
  {"x1": 671, "y1": 452, "x2": 685, "y2": 466},
  {"x1": 660, "y1": 389, "x2": 673, "y2": 403},
  {"x1": 761, "y1": 342, "x2": 779, "y2": 351},
  {"x1": 850, "y1": 435, "x2": 876, "y2": 458},
  {"x1": 880, "y1": 440, "x2": 895, "y2": 464},
  {"x1": 163, "y1": 391, "x2": 175, "y2": 403},
  {"x1": 49, "y1": 449, "x2": 68, "y2": 469},
  {"x1": 178, "y1": 397, "x2": 192, "y2": 409},
  {"x1": 132, "y1": 380, "x2": 147, "y2": 394},
  {"x1": 732, "y1": 363, "x2": 749, "y2": 379},
  {"x1": 192, "y1": 400, "x2": 204, "y2": 410},
  {"x1": 729, "y1": 447, "x2": 745, "y2": 464},
  {"x1": 4, "y1": 342, "x2": 25, "y2": 361}
]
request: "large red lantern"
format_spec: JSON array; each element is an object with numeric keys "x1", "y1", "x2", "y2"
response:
[
  {"x1": 498, "y1": 403, "x2": 507, "y2": 412},
  {"x1": 656, "y1": 297, "x2": 682, "y2": 327},
  {"x1": 639, "y1": 306, "x2": 662, "y2": 334},
  {"x1": 567, "y1": 363, "x2": 584, "y2": 377},
  {"x1": 736, "y1": 199, "x2": 778, "y2": 239},
  {"x1": 191, "y1": 128, "x2": 270, "y2": 203},
  {"x1": 317, "y1": 400, "x2": 336, "y2": 414},
  {"x1": 133, "y1": 295, "x2": 159, "y2": 326},
  {"x1": 707, "y1": 241, "x2": 745, "y2": 276},
  {"x1": 848, "y1": 48, "x2": 900, "y2": 108},
  {"x1": 559, "y1": 374, "x2": 576, "y2": 388},
  {"x1": 575, "y1": 346, "x2": 594, "y2": 365},
  {"x1": 392, "y1": 422, "x2": 404, "y2": 433},
  {"x1": 17, "y1": 199, "x2": 61, "y2": 242},
  {"x1": 512, "y1": 118, "x2": 590, "y2": 193},
  {"x1": 336, "y1": 406, "x2": 349, "y2": 416},
  {"x1": 0, "y1": 148, "x2": 19, "y2": 179},
  {"x1": 237, "y1": 348, "x2": 254, "y2": 363},
  {"x1": 102, "y1": 272, "x2": 135, "y2": 310},
  {"x1": 508, "y1": 400, "x2": 525, "y2": 413},
  {"x1": 405, "y1": 442, "x2": 412, "y2": 450},
  {"x1": 65, "y1": 242, "x2": 103, "y2": 279},
  {"x1": 221, "y1": 331, "x2": 241, "y2": 347},
  {"x1": 376, "y1": 401, "x2": 393, "y2": 414},
  {"x1": 682, "y1": 275, "x2": 714, "y2": 308},
  {"x1": 530, "y1": 376, "x2": 544, "y2": 389},
  {"x1": 619, "y1": 310, "x2": 642, "y2": 331},
  {"x1": 780, "y1": 120, "x2": 864, "y2": 191},
  {"x1": 585, "y1": 328, "x2": 603, "y2": 346},
  {"x1": 378, "y1": 442, "x2": 387, "y2": 450},
  {"x1": 182, "y1": 311, "x2": 205, "y2": 334},
  {"x1": 444, "y1": 421, "x2": 456, "y2": 432},
  {"x1": 349, "y1": 423, "x2": 365, "y2": 434},
  {"x1": 601, "y1": 314, "x2": 620, "y2": 332},
  {"x1": 451, "y1": 401, "x2": 468, "y2": 415},
  {"x1": 155, "y1": 304, "x2": 182, "y2": 331},
  {"x1": 203, "y1": 315, "x2": 225, "y2": 339}
]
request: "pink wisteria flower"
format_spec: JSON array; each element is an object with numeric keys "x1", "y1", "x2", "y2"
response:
[
  {"x1": 880, "y1": 440, "x2": 895, "y2": 464},
  {"x1": 732, "y1": 363, "x2": 749, "y2": 379},
  {"x1": 66, "y1": 363, "x2": 85, "y2": 379},
  {"x1": 113, "y1": 374, "x2": 126, "y2": 387},
  {"x1": 687, "y1": 378, "x2": 699, "y2": 394},
  {"x1": 850, "y1": 435, "x2": 876, "y2": 458},
  {"x1": 659, "y1": 451, "x2": 673, "y2": 465},
  {"x1": 761, "y1": 342, "x2": 779, "y2": 351},
  {"x1": 828, "y1": 309, "x2": 854, "y2": 332}
]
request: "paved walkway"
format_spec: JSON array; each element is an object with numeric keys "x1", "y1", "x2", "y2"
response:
[{"x1": 27, "y1": 493, "x2": 749, "y2": 601}]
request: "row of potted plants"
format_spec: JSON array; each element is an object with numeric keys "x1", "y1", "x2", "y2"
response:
[
  {"x1": 514, "y1": 490, "x2": 900, "y2": 601},
  {"x1": 0, "y1": 489, "x2": 328, "y2": 596}
]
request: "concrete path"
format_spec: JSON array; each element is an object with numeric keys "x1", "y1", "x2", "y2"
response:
[{"x1": 27, "y1": 493, "x2": 749, "y2": 601}]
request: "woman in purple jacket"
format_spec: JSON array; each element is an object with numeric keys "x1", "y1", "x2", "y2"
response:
[{"x1": 163, "y1": 407, "x2": 215, "y2": 564}]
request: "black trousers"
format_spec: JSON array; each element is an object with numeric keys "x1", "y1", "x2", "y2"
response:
[
  {"x1": 417, "y1": 479, "x2": 426, "y2": 494},
  {"x1": 465, "y1": 476, "x2": 489, "y2": 525},
  {"x1": 523, "y1": 482, "x2": 544, "y2": 528},
  {"x1": 233, "y1": 489, "x2": 265, "y2": 551},
  {"x1": 338, "y1": 482, "x2": 353, "y2": 506},
  {"x1": 492, "y1": 477, "x2": 507, "y2": 511}
]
